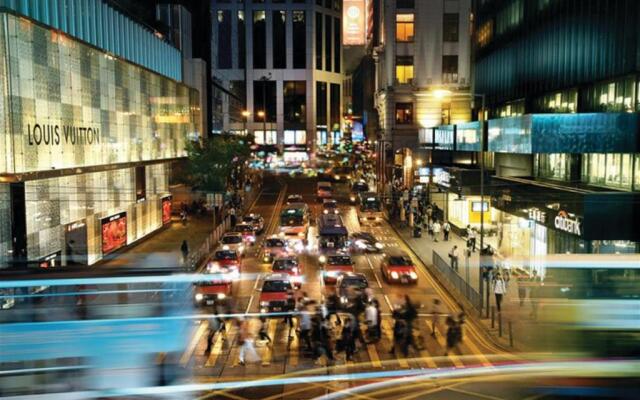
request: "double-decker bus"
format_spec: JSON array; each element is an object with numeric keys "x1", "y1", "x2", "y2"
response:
[
  {"x1": 357, "y1": 192, "x2": 385, "y2": 224},
  {"x1": 279, "y1": 202, "x2": 310, "y2": 240}
]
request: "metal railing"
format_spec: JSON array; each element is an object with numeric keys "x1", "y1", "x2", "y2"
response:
[
  {"x1": 432, "y1": 251, "x2": 482, "y2": 310},
  {"x1": 185, "y1": 216, "x2": 231, "y2": 272}
]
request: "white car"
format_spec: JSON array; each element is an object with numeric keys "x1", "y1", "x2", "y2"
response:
[{"x1": 219, "y1": 232, "x2": 245, "y2": 255}]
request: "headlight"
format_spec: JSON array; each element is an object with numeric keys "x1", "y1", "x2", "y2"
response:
[
  {"x1": 325, "y1": 271, "x2": 338, "y2": 277},
  {"x1": 409, "y1": 271, "x2": 418, "y2": 280},
  {"x1": 263, "y1": 256, "x2": 270, "y2": 262},
  {"x1": 195, "y1": 293, "x2": 204, "y2": 302},
  {"x1": 334, "y1": 175, "x2": 340, "y2": 180},
  {"x1": 334, "y1": 210, "x2": 339, "y2": 214},
  {"x1": 323, "y1": 209, "x2": 329, "y2": 214},
  {"x1": 222, "y1": 245, "x2": 230, "y2": 251},
  {"x1": 391, "y1": 271, "x2": 399, "y2": 280},
  {"x1": 375, "y1": 217, "x2": 381, "y2": 221},
  {"x1": 356, "y1": 240, "x2": 367, "y2": 249},
  {"x1": 217, "y1": 293, "x2": 226, "y2": 300},
  {"x1": 260, "y1": 301, "x2": 269, "y2": 307},
  {"x1": 374, "y1": 242, "x2": 384, "y2": 249},
  {"x1": 248, "y1": 236, "x2": 256, "y2": 242},
  {"x1": 239, "y1": 245, "x2": 245, "y2": 252},
  {"x1": 319, "y1": 255, "x2": 327, "y2": 263},
  {"x1": 340, "y1": 296, "x2": 348, "y2": 303},
  {"x1": 298, "y1": 232, "x2": 305, "y2": 238},
  {"x1": 350, "y1": 196, "x2": 356, "y2": 202}
]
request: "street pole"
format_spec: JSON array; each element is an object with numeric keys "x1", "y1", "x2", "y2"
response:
[{"x1": 478, "y1": 94, "x2": 487, "y2": 313}]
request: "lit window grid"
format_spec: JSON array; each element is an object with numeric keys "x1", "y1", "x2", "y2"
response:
[{"x1": 0, "y1": 13, "x2": 200, "y2": 175}]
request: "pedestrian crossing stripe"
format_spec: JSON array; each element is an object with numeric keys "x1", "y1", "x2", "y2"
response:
[
  {"x1": 261, "y1": 319, "x2": 278, "y2": 366},
  {"x1": 181, "y1": 321, "x2": 208, "y2": 366},
  {"x1": 205, "y1": 330, "x2": 225, "y2": 367},
  {"x1": 366, "y1": 343, "x2": 382, "y2": 368}
]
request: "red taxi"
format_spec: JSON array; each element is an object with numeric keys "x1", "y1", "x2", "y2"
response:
[
  {"x1": 271, "y1": 256, "x2": 304, "y2": 287},
  {"x1": 262, "y1": 236, "x2": 289, "y2": 263},
  {"x1": 381, "y1": 251, "x2": 418, "y2": 284},
  {"x1": 210, "y1": 248, "x2": 242, "y2": 274},
  {"x1": 193, "y1": 253, "x2": 240, "y2": 307},
  {"x1": 319, "y1": 254, "x2": 355, "y2": 284},
  {"x1": 234, "y1": 223, "x2": 257, "y2": 245},
  {"x1": 259, "y1": 273, "x2": 293, "y2": 313}
]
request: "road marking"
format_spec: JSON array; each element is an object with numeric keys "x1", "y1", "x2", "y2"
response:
[
  {"x1": 245, "y1": 295, "x2": 255, "y2": 314},
  {"x1": 181, "y1": 321, "x2": 208, "y2": 366},
  {"x1": 366, "y1": 343, "x2": 382, "y2": 368},
  {"x1": 383, "y1": 294, "x2": 394, "y2": 312},
  {"x1": 261, "y1": 318, "x2": 278, "y2": 366},
  {"x1": 365, "y1": 256, "x2": 383, "y2": 289},
  {"x1": 381, "y1": 319, "x2": 409, "y2": 369},
  {"x1": 205, "y1": 331, "x2": 225, "y2": 367},
  {"x1": 434, "y1": 322, "x2": 465, "y2": 368}
]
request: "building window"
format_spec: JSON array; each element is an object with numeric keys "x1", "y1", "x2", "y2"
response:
[
  {"x1": 135, "y1": 166, "x2": 146, "y2": 201},
  {"x1": 273, "y1": 11, "x2": 287, "y2": 69},
  {"x1": 293, "y1": 11, "x2": 306, "y2": 69},
  {"x1": 253, "y1": 11, "x2": 266, "y2": 69},
  {"x1": 395, "y1": 14, "x2": 414, "y2": 42},
  {"x1": 534, "y1": 90, "x2": 577, "y2": 113},
  {"x1": 316, "y1": 81, "x2": 327, "y2": 125},
  {"x1": 395, "y1": 55, "x2": 414, "y2": 84},
  {"x1": 634, "y1": 154, "x2": 640, "y2": 191},
  {"x1": 396, "y1": 0, "x2": 414, "y2": 8},
  {"x1": 253, "y1": 80, "x2": 276, "y2": 122},
  {"x1": 496, "y1": 0, "x2": 524, "y2": 35},
  {"x1": 442, "y1": 55, "x2": 458, "y2": 84},
  {"x1": 582, "y1": 153, "x2": 634, "y2": 191},
  {"x1": 443, "y1": 13, "x2": 459, "y2": 42},
  {"x1": 315, "y1": 13, "x2": 323, "y2": 70},
  {"x1": 284, "y1": 81, "x2": 306, "y2": 126},
  {"x1": 582, "y1": 76, "x2": 636, "y2": 113},
  {"x1": 217, "y1": 11, "x2": 232, "y2": 69},
  {"x1": 284, "y1": 130, "x2": 307, "y2": 145},
  {"x1": 238, "y1": 11, "x2": 245, "y2": 68},
  {"x1": 330, "y1": 83, "x2": 341, "y2": 131},
  {"x1": 325, "y1": 14, "x2": 332, "y2": 72},
  {"x1": 395, "y1": 102, "x2": 413, "y2": 124},
  {"x1": 495, "y1": 100, "x2": 525, "y2": 118},
  {"x1": 476, "y1": 20, "x2": 493, "y2": 47},
  {"x1": 333, "y1": 16, "x2": 341, "y2": 72},
  {"x1": 535, "y1": 154, "x2": 569, "y2": 181},
  {"x1": 254, "y1": 130, "x2": 277, "y2": 145}
]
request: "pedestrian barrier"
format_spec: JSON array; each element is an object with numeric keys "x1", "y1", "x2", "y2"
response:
[{"x1": 432, "y1": 251, "x2": 482, "y2": 310}]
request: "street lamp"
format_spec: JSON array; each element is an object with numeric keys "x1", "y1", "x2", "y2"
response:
[{"x1": 242, "y1": 110, "x2": 250, "y2": 136}]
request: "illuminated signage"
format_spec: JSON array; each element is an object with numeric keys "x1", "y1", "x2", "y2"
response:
[
  {"x1": 27, "y1": 123, "x2": 100, "y2": 146},
  {"x1": 343, "y1": 0, "x2": 366, "y2": 45},
  {"x1": 528, "y1": 208, "x2": 547, "y2": 224},
  {"x1": 554, "y1": 210, "x2": 582, "y2": 236},
  {"x1": 101, "y1": 212, "x2": 127, "y2": 255}
]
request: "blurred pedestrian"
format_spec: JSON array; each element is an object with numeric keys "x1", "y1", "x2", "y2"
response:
[
  {"x1": 205, "y1": 308, "x2": 223, "y2": 354},
  {"x1": 258, "y1": 316, "x2": 272, "y2": 345},
  {"x1": 238, "y1": 319, "x2": 259, "y2": 365},
  {"x1": 229, "y1": 206, "x2": 237, "y2": 227},
  {"x1": 299, "y1": 306, "x2": 313, "y2": 353},
  {"x1": 442, "y1": 220, "x2": 451, "y2": 241},
  {"x1": 430, "y1": 298, "x2": 442, "y2": 337},
  {"x1": 180, "y1": 240, "x2": 189, "y2": 266},
  {"x1": 493, "y1": 272, "x2": 507, "y2": 312},
  {"x1": 448, "y1": 245, "x2": 459, "y2": 271},
  {"x1": 326, "y1": 292, "x2": 342, "y2": 325},
  {"x1": 432, "y1": 220, "x2": 441, "y2": 242},
  {"x1": 340, "y1": 316, "x2": 356, "y2": 361},
  {"x1": 365, "y1": 299, "x2": 381, "y2": 343},
  {"x1": 444, "y1": 316, "x2": 460, "y2": 356}
]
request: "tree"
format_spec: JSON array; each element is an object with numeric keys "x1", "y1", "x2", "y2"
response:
[{"x1": 185, "y1": 134, "x2": 252, "y2": 192}]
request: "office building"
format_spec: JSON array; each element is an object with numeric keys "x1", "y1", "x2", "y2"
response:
[
  {"x1": 426, "y1": 0, "x2": 640, "y2": 270},
  {"x1": 372, "y1": 0, "x2": 472, "y2": 188},
  {"x1": 0, "y1": 2, "x2": 201, "y2": 269},
  {"x1": 211, "y1": 0, "x2": 344, "y2": 161}
]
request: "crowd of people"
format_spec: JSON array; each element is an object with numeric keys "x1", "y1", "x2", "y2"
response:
[{"x1": 203, "y1": 290, "x2": 465, "y2": 366}]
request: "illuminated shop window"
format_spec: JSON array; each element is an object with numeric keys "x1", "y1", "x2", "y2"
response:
[
  {"x1": 395, "y1": 56, "x2": 414, "y2": 84},
  {"x1": 395, "y1": 14, "x2": 414, "y2": 42}
]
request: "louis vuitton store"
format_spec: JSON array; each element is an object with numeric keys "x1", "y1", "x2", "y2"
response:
[{"x1": 0, "y1": 13, "x2": 200, "y2": 269}]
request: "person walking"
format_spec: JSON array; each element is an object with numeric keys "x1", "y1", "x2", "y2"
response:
[
  {"x1": 444, "y1": 316, "x2": 461, "y2": 356},
  {"x1": 299, "y1": 306, "x2": 313, "y2": 354},
  {"x1": 448, "y1": 245, "x2": 459, "y2": 271},
  {"x1": 432, "y1": 220, "x2": 441, "y2": 242},
  {"x1": 340, "y1": 316, "x2": 356, "y2": 361},
  {"x1": 468, "y1": 228, "x2": 477, "y2": 252},
  {"x1": 442, "y1": 220, "x2": 451, "y2": 241},
  {"x1": 257, "y1": 316, "x2": 272, "y2": 345},
  {"x1": 205, "y1": 309, "x2": 223, "y2": 355},
  {"x1": 365, "y1": 300, "x2": 379, "y2": 343},
  {"x1": 180, "y1": 240, "x2": 189, "y2": 266},
  {"x1": 228, "y1": 206, "x2": 237, "y2": 227},
  {"x1": 237, "y1": 318, "x2": 259, "y2": 365},
  {"x1": 283, "y1": 290, "x2": 296, "y2": 339},
  {"x1": 427, "y1": 219, "x2": 434, "y2": 237},
  {"x1": 326, "y1": 292, "x2": 342, "y2": 325},
  {"x1": 493, "y1": 272, "x2": 507, "y2": 313},
  {"x1": 430, "y1": 298, "x2": 442, "y2": 337}
]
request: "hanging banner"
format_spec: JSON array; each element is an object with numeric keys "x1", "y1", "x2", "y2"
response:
[{"x1": 343, "y1": 0, "x2": 366, "y2": 45}]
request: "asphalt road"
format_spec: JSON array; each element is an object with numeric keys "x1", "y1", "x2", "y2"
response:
[{"x1": 177, "y1": 174, "x2": 527, "y2": 400}]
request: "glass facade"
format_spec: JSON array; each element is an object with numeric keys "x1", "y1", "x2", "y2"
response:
[
  {"x1": 535, "y1": 154, "x2": 570, "y2": 181},
  {"x1": 23, "y1": 163, "x2": 169, "y2": 265},
  {"x1": 273, "y1": 11, "x2": 287, "y2": 69},
  {"x1": 582, "y1": 153, "x2": 638, "y2": 191},
  {"x1": 0, "y1": 13, "x2": 199, "y2": 175}
]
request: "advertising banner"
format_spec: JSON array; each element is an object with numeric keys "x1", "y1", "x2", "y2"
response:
[
  {"x1": 162, "y1": 196, "x2": 172, "y2": 225},
  {"x1": 343, "y1": 0, "x2": 366, "y2": 45},
  {"x1": 101, "y1": 212, "x2": 128, "y2": 254}
]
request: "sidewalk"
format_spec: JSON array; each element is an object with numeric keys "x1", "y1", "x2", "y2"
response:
[
  {"x1": 101, "y1": 214, "x2": 215, "y2": 270},
  {"x1": 391, "y1": 220, "x2": 536, "y2": 350}
]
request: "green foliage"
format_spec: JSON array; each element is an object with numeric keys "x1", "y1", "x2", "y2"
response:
[{"x1": 185, "y1": 134, "x2": 252, "y2": 192}]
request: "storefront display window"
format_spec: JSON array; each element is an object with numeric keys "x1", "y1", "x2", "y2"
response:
[
  {"x1": 447, "y1": 196, "x2": 495, "y2": 231},
  {"x1": 582, "y1": 153, "x2": 634, "y2": 190},
  {"x1": 254, "y1": 130, "x2": 277, "y2": 145},
  {"x1": 535, "y1": 154, "x2": 569, "y2": 181}
]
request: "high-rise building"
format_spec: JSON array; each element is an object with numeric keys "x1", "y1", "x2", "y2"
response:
[
  {"x1": 211, "y1": 0, "x2": 344, "y2": 162},
  {"x1": 427, "y1": 0, "x2": 640, "y2": 268},
  {"x1": 0, "y1": 1, "x2": 201, "y2": 269},
  {"x1": 372, "y1": 0, "x2": 473, "y2": 188}
]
